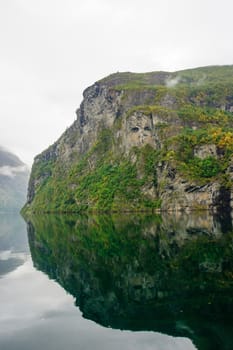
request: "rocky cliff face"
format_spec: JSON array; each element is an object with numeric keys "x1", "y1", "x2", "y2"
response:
[{"x1": 23, "y1": 66, "x2": 233, "y2": 213}]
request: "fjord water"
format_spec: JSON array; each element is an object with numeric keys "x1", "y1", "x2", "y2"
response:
[{"x1": 0, "y1": 213, "x2": 233, "y2": 349}]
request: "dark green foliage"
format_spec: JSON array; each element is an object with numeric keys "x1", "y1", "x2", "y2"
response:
[
  {"x1": 75, "y1": 161, "x2": 143, "y2": 210},
  {"x1": 193, "y1": 157, "x2": 221, "y2": 178},
  {"x1": 30, "y1": 159, "x2": 54, "y2": 182},
  {"x1": 186, "y1": 157, "x2": 221, "y2": 179}
]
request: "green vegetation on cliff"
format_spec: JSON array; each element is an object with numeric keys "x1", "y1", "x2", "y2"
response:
[
  {"x1": 26, "y1": 130, "x2": 160, "y2": 213},
  {"x1": 23, "y1": 65, "x2": 233, "y2": 213}
]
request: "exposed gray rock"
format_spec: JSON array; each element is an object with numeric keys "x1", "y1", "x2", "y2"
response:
[{"x1": 194, "y1": 144, "x2": 217, "y2": 159}]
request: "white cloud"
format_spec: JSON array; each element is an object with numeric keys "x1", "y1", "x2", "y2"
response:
[
  {"x1": 166, "y1": 76, "x2": 181, "y2": 88},
  {"x1": 0, "y1": 259, "x2": 75, "y2": 335},
  {"x1": 0, "y1": 165, "x2": 28, "y2": 178}
]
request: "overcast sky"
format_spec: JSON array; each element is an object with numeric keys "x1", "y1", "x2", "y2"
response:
[{"x1": 1, "y1": 0, "x2": 233, "y2": 166}]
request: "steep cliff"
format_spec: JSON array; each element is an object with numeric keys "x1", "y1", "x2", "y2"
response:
[
  {"x1": 0, "y1": 147, "x2": 29, "y2": 211},
  {"x1": 23, "y1": 65, "x2": 233, "y2": 213}
]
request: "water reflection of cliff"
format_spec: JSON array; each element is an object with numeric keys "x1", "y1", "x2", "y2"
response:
[
  {"x1": 27, "y1": 212, "x2": 233, "y2": 350},
  {"x1": 0, "y1": 213, "x2": 29, "y2": 276}
]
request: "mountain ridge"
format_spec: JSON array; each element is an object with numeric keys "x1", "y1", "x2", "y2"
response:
[{"x1": 23, "y1": 65, "x2": 233, "y2": 213}]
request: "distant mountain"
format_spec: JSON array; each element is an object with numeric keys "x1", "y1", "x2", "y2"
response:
[{"x1": 0, "y1": 147, "x2": 29, "y2": 212}]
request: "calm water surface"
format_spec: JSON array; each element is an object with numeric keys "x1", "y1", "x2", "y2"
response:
[{"x1": 0, "y1": 212, "x2": 232, "y2": 349}]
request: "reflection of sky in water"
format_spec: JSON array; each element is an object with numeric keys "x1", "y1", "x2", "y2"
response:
[
  {"x1": 0, "y1": 250, "x2": 28, "y2": 261},
  {"x1": 0, "y1": 258, "x2": 197, "y2": 350},
  {"x1": 0, "y1": 214, "x2": 30, "y2": 277}
]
